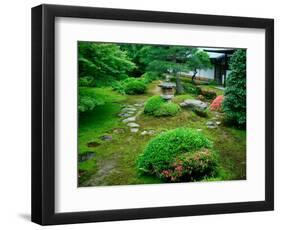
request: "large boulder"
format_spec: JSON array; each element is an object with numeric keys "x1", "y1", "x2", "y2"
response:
[{"x1": 180, "y1": 99, "x2": 208, "y2": 110}]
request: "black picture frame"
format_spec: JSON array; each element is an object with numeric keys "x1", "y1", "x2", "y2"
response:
[{"x1": 31, "y1": 4, "x2": 274, "y2": 225}]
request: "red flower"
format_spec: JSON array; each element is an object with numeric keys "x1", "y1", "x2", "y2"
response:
[{"x1": 210, "y1": 95, "x2": 224, "y2": 111}]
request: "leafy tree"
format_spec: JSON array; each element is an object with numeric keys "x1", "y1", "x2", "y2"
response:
[
  {"x1": 222, "y1": 49, "x2": 246, "y2": 127},
  {"x1": 78, "y1": 42, "x2": 136, "y2": 112},
  {"x1": 139, "y1": 45, "x2": 193, "y2": 94},
  {"x1": 187, "y1": 49, "x2": 212, "y2": 82},
  {"x1": 119, "y1": 44, "x2": 146, "y2": 77},
  {"x1": 78, "y1": 42, "x2": 136, "y2": 86}
]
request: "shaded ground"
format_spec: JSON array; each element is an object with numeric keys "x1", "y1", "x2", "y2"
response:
[{"x1": 78, "y1": 81, "x2": 246, "y2": 187}]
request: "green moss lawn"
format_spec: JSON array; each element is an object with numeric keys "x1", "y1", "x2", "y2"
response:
[{"x1": 78, "y1": 81, "x2": 246, "y2": 186}]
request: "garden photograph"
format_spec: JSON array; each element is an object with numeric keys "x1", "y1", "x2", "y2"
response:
[{"x1": 77, "y1": 41, "x2": 246, "y2": 187}]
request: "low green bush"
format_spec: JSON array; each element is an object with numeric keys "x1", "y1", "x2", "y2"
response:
[
  {"x1": 137, "y1": 128, "x2": 218, "y2": 182},
  {"x1": 182, "y1": 82, "x2": 201, "y2": 95},
  {"x1": 144, "y1": 96, "x2": 165, "y2": 114},
  {"x1": 112, "y1": 77, "x2": 147, "y2": 95},
  {"x1": 153, "y1": 103, "x2": 181, "y2": 117},
  {"x1": 111, "y1": 81, "x2": 126, "y2": 94},
  {"x1": 79, "y1": 76, "x2": 95, "y2": 87},
  {"x1": 144, "y1": 96, "x2": 180, "y2": 117},
  {"x1": 140, "y1": 72, "x2": 160, "y2": 84},
  {"x1": 201, "y1": 89, "x2": 217, "y2": 99},
  {"x1": 124, "y1": 79, "x2": 146, "y2": 95}
]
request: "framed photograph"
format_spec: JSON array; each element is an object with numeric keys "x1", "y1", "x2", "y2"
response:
[{"x1": 31, "y1": 4, "x2": 274, "y2": 225}]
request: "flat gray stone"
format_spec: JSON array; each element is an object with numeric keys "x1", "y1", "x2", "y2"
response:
[
  {"x1": 148, "y1": 130, "x2": 156, "y2": 135},
  {"x1": 207, "y1": 126, "x2": 217, "y2": 129},
  {"x1": 79, "y1": 152, "x2": 95, "y2": 162},
  {"x1": 206, "y1": 121, "x2": 215, "y2": 126},
  {"x1": 127, "y1": 122, "x2": 140, "y2": 128},
  {"x1": 122, "y1": 107, "x2": 137, "y2": 112},
  {"x1": 113, "y1": 128, "x2": 125, "y2": 134},
  {"x1": 130, "y1": 128, "x2": 139, "y2": 133},
  {"x1": 180, "y1": 99, "x2": 208, "y2": 110},
  {"x1": 100, "y1": 135, "x2": 113, "y2": 141},
  {"x1": 118, "y1": 113, "x2": 131, "y2": 117},
  {"x1": 140, "y1": 131, "x2": 148, "y2": 135},
  {"x1": 122, "y1": 117, "x2": 136, "y2": 123}
]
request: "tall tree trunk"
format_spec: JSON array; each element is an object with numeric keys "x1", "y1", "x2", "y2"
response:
[
  {"x1": 191, "y1": 69, "x2": 198, "y2": 83},
  {"x1": 175, "y1": 73, "x2": 184, "y2": 94}
]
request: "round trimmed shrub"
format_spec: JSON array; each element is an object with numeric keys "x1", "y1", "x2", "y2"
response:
[
  {"x1": 124, "y1": 79, "x2": 146, "y2": 95},
  {"x1": 137, "y1": 128, "x2": 218, "y2": 182},
  {"x1": 153, "y1": 103, "x2": 181, "y2": 117},
  {"x1": 144, "y1": 96, "x2": 164, "y2": 114},
  {"x1": 144, "y1": 96, "x2": 180, "y2": 117}
]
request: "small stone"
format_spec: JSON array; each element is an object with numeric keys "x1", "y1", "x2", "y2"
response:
[
  {"x1": 79, "y1": 152, "x2": 95, "y2": 162},
  {"x1": 134, "y1": 103, "x2": 143, "y2": 107},
  {"x1": 141, "y1": 131, "x2": 148, "y2": 135},
  {"x1": 196, "y1": 129, "x2": 203, "y2": 132},
  {"x1": 130, "y1": 128, "x2": 139, "y2": 133},
  {"x1": 118, "y1": 113, "x2": 131, "y2": 117},
  {"x1": 127, "y1": 122, "x2": 140, "y2": 128},
  {"x1": 216, "y1": 121, "x2": 221, "y2": 125},
  {"x1": 207, "y1": 126, "x2": 217, "y2": 129},
  {"x1": 87, "y1": 141, "x2": 101, "y2": 147},
  {"x1": 122, "y1": 107, "x2": 137, "y2": 112},
  {"x1": 148, "y1": 130, "x2": 156, "y2": 135},
  {"x1": 122, "y1": 117, "x2": 136, "y2": 123},
  {"x1": 206, "y1": 121, "x2": 215, "y2": 126},
  {"x1": 127, "y1": 111, "x2": 135, "y2": 114},
  {"x1": 100, "y1": 135, "x2": 113, "y2": 141},
  {"x1": 113, "y1": 128, "x2": 125, "y2": 134}
]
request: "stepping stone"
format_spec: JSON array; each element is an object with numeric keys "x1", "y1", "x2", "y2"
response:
[
  {"x1": 122, "y1": 107, "x2": 137, "y2": 112},
  {"x1": 206, "y1": 121, "x2": 217, "y2": 129},
  {"x1": 118, "y1": 113, "x2": 131, "y2": 117},
  {"x1": 87, "y1": 141, "x2": 101, "y2": 147},
  {"x1": 127, "y1": 122, "x2": 140, "y2": 128},
  {"x1": 100, "y1": 135, "x2": 113, "y2": 141},
  {"x1": 148, "y1": 130, "x2": 156, "y2": 135},
  {"x1": 134, "y1": 103, "x2": 143, "y2": 107},
  {"x1": 113, "y1": 128, "x2": 125, "y2": 134},
  {"x1": 130, "y1": 128, "x2": 139, "y2": 133},
  {"x1": 127, "y1": 111, "x2": 135, "y2": 114},
  {"x1": 78, "y1": 152, "x2": 95, "y2": 162},
  {"x1": 216, "y1": 121, "x2": 221, "y2": 125},
  {"x1": 180, "y1": 99, "x2": 208, "y2": 110},
  {"x1": 206, "y1": 121, "x2": 215, "y2": 126},
  {"x1": 196, "y1": 129, "x2": 203, "y2": 132},
  {"x1": 140, "y1": 131, "x2": 148, "y2": 135},
  {"x1": 141, "y1": 130, "x2": 155, "y2": 135},
  {"x1": 122, "y1": 117, "x2": 136, "y2": 123}
]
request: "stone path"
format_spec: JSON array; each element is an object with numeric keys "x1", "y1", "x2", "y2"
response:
[
  {"x1": 206, "y1": 112, "x2": 223, "y2": 129},
  {"x1": 119, "y1": 102, "x2": 144, "y2": 133}
]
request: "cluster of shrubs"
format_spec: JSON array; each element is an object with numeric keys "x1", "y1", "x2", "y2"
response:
[
  {"x1": 112, "y1": 72, "x2": 161, "y2": 95},
  {"x1": 144, "y1": 96, "x2": 181, "y2": 117},
  {"x1": 137, "y1": 128, "x2": 219, "y2": 182},
  {"x1": 182, "y1": 82, "x2": 201, "y2": 95},
  {"x1": 112, "y1": 77, "x2": 146, "y2": 95},
  {"x1": 200, "y1": 89, "x2": 217, "y2": 100}
]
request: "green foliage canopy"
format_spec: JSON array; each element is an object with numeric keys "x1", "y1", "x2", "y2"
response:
[
  {"x1": 78, "y1": 42, "x2": 136, "y2": 86},
  {"x1": 223, "y1": 49, "x2": 246, "y2": 127}
]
